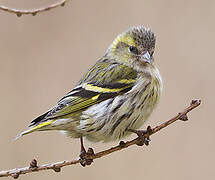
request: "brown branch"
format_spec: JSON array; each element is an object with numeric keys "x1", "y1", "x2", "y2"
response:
[
  {"x1": 0, "y1": 0, "x2": 70, "y2": 17},
  {"x1": 0, "y1": 99, "x2": 201, "y2": 178}
]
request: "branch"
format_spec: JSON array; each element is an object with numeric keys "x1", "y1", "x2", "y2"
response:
[
  {"x1": 0, "y1": 0, "x2": 70, "y2": 17},
  {"x1": 0, "y1": 99, "x2": 201, "y2": 179}
]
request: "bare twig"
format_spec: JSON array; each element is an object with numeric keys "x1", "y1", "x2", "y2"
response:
[
  {"x1": 0, "y1": 99, "x2": 201, "y2": 178},
  {"x1": 0, "y1": 0, "x2": 70, "y2": 17}
]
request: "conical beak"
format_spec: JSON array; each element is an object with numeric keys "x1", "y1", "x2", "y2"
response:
[{"x1": 141, "y1": 51, "x2": 151, "y2": 64}]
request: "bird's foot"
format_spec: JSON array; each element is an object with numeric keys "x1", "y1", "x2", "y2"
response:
[
  {"x1": 79, "y1": 137, "x2": 94, "y2": 167},
  {"x1": 79, "y1": 147, "x2": 94, "y2": 167},
  {"x1": 129, "y1": 126, "x2": 152, "y2": 146}
]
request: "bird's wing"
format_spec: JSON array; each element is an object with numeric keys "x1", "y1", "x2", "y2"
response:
[{"x1": 30, "y1": 58, "x2": 137, "y2": 126}]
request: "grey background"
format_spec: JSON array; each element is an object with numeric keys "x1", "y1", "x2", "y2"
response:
[{"x1": 0, "y1": 0, "x2": 214, "y2": 180}]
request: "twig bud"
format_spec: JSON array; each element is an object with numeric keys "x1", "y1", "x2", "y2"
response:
[
  {"x1": 119, "y1": 141, "x2": 126, "y2": 148},
  {"x1": 53, "y1": 167, "x2": 61, "y2": 172},
  {"x1": 16, "y1": 12, "x2": 22, "y2": 17},
  {"x1": 11, "y1": 173, "x2": 19, "y2": 179},
  {"x1": 178, "y1": 113, "x2": 188, "y2": 121},
  {"x1": 30, "y1": 159, "x2": 38, "y2": 169}
]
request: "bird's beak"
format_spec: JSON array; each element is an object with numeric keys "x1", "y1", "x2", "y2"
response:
[{"x1": 141, "y1": 51, "x2": 151, "y2": 64}]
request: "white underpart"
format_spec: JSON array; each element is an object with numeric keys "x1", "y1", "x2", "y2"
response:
[{"x1": 71, "y1": 67, "x2": 163, "y2": 142}]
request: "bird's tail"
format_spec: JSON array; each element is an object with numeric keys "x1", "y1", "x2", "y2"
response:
[{"x1": 14, "y1": 120, "x2": 55, "y2": 140}]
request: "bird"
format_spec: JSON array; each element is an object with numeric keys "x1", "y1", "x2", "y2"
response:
[{"x1": 17, "y1": 25, "x2": 162, "y2": 163}]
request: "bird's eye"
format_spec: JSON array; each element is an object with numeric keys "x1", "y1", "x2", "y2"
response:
[{"x1": 129, "y1": 46, "x2": 139, "y2": 55}]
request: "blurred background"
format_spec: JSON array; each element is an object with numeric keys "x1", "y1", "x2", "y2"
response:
[{"x1": 0, "y1": 0, "x2": 214, "y2": 179}]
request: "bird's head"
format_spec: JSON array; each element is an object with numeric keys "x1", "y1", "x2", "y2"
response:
[{"x1": 106, "y1": 26, "x2": 156, "y2": 72}]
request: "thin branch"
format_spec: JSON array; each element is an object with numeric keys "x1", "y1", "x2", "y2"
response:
[
  {"x1": 0, "y1": 0, "x2": 70, "y2": 17},
  {"x1": 0, "y1": 99, "x2": 201, "y2": 178}
]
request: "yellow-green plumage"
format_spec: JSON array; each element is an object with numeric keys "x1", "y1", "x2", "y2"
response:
[{"x1": 17, "y1": 25, "x2": 162, "y2": 142}]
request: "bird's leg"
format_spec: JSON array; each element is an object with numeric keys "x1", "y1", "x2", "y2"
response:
[
  {"x1": 80, "y1": 136, "x2": 86, "y2": 156},
  {"x1": 79, "y1": 137, "x2": 94, "y2": 167},
  {"x1": 128, "y1": 126, "x2": 152, "y2": 146}
]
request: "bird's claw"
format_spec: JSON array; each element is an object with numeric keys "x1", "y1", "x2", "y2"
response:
[{"x1": 79, "y1": 148, "x2": 94, "y2": 167}]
